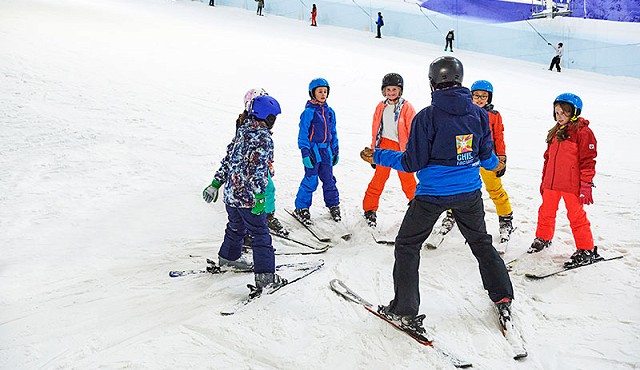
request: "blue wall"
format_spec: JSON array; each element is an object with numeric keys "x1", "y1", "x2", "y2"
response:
[{"x1": 205, "y1": 0, "x2": 640, "y2": 79}]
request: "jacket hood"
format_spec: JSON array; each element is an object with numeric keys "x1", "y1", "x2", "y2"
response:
[{"x1": 431, "y1": 86, "x2": 472, "y2": 116}]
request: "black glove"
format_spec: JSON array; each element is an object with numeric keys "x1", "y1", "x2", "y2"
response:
[
  {"x1": 496, "y1": 155, "x2": 507, "y2": 178},
  {"x1": 370, "y1": 163, "x2": 376, "y2": 169}
]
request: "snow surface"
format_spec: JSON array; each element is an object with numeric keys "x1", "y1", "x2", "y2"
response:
[{"x1": 1, "y1": 0, "x2": 639, "y2": 368}]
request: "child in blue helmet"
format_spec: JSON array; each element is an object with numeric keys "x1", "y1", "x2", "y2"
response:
[
  {"x1": 293, "y1": 78, "x2": 341, "y2": 224},
  {"x1": 203, "y1": 88, "x2": 289, "y2": 238},
  {"x1": 203, "y1": 94, "x2": 287, "y2": 295}
]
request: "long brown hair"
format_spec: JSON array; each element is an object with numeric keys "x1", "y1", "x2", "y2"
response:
[{"x1": 546, "y1": 102, "x2": 578, "y2": 143}]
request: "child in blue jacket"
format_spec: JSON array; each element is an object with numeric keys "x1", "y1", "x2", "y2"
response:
[{"x1": 293, "y1": 78, "x2": 341, "y2": 224}]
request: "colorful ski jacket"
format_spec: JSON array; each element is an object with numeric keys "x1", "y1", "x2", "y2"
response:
[
  {"x1": 298, "y1": 100, "x2": 339, "y2": 162},
  {"x1": 483, "y1": 104, "x2": 506, "y2": 156},
  {"x1": 374, "y1": 86, "x2": 499, "y2": 197},
  {"x1": 221, "y1": 118, "x2": 273, "y2": 208},
  {"x1": 370, "y1": 98, "x2": 416, "y2": 151},
  {"x1": 541, "y1": 117, "x2": 596, "y2": 194}
]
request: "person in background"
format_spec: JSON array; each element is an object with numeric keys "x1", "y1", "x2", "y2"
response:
[
  {"x1": 359, "y1": 56, "x2": 513, "y2": 336},
  {"x1": 209, "y1": 0, "x2": 214, "y2": 6},
  {"x1": 548, "y1": 42, "x2": 563, "y2": 72},
  {"x1": 311, "y1": 4, "x2": 317, "y2": 26},
  {"x1": 376, "y1": 12, "x2": 384, "y2": 39},
  {"x1": 362, "y1": 73, "x2": 417, "y2": 228},
  {"x1": 529, "y1": 93, "x2": 599, "y2": 269},
  {"x1": 257, "y1": 0, "x2": 264, "y2": 16},
  {"x1": 445, "y1": 29, "x2": 455, "y2": 52}
]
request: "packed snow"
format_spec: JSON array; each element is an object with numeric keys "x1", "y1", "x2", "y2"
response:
[{"x1": 1, "y1": 0, "x2": 639, "y2": 368}]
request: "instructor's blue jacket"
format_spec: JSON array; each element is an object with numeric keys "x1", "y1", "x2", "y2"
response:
[{"x1": 374, "y1": 86, "x2": 499, "y2": 198}]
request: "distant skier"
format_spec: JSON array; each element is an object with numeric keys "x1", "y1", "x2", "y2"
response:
[
  {"x1": 375, "y1": 12, "x2": 384, "y2": 38},
  {"x1": 203, "y1": 88, "x2": 289, "y2": 237},
  {"x1": 311, "y1": 4, "x2": 317, "y2": 26},
  {"x1": 445, "y1": 29, "x2": 454, "y2": 52},
  {"x1": 529, "y1": 93, "x2": 599, "y2": 269},
  {"x1": 293, "y1": 78, "x2": 341, "y2": 225},
  {"x1": 209, "y1": 0, "x2": 214, "y2": 6},
  {"x1": 202, "y1": 95, "x2": 286, "y2": 295},
  {"x1": 362, "y1": 73, "x2": 417, "y2": 228},
  {"x1": 360, "y1": 56, "x2": 513, "y2": 335},
  {"x1": 548, "y1": 42, "x2": 563, "y2": 72},
  {"x1": 256, "y1": 0, "x2": 264, "y2": 16}
]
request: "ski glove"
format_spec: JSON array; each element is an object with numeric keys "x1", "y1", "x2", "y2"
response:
[
  {"x1": 251, "y1": 193, "x2": 267, "y2": 215},
  {"x1": 496, "y1": 155, "x2": 507, "y2": 177},
  {"x1": 493, "y1": 156, "x2": 506, "y2": 174},
  {"x1": 332, "y1": 154, "x2": 339, "y2": 166},
  {"x1": 360, "y1": 147, "x2": 374, "y2": 165},
  {"x1": 203, "y1": 179, "x2": 222, "y2": 203},
  {"x1": 579, "y1": 181, "x2": 594, "y2": 205},
  {"x1": 302, "y1": 156, "x2": 314, "y2": 169}
]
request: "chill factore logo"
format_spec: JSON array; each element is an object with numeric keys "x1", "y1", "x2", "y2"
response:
[{"x1": 456, "y1": 134, "x2": 474, "y2": 165}]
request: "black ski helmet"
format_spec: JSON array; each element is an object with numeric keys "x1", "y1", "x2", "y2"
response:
[
  {"x1": 381, "y1": 73, "x2": 404, "y2": 97},
  {"x1": 428, "y1": 56, "x2": 463, "y2": 91}
]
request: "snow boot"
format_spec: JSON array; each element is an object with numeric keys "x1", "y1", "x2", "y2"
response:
[
  {"x1": 329, "y1": 205, "x2": 342, "y2": 222},
  {"x1": 564, "y1": 247, "x2": 599, "y2": 268},
  {"x1": 440, "y1": 210, "x2": 456, "y2": 234},
  {"x1": 364, "y1": 210, "x2": 377, "y2": 228},
  {"x1": 293, "y1": 208, "x2": 312, "y2": 226},
  {"x1": 219, "y1": 255, "x2": 254, "y2": 271},
  {"x1": 527, "y1": 237, "x2": 551, "y2": 253},
  {"x1": 267, "y1": 212, "x2": 289, "y2": 237},
  {"x1": 498, "y1": 213, "x2": 514, "y2": 243}
]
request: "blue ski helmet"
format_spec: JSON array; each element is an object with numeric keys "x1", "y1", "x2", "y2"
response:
[
  {"x1": 309, "y1": 78, "x2": 330, "y2": 99},
  {"x1": 250, "y1": 95, "x2": 281, "y2": 122},
  {"x1": 554, "y1": 93, "x2": 582, "y2": 121},
  {"x1": 470, "y1": 80, "x2": 493, "y2": 103}
]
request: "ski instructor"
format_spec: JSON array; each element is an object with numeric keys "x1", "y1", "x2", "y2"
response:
[{"x1": 359, "y1": 56, "x2": 514, "y2": 335}]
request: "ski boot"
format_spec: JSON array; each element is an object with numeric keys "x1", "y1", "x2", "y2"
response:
[
  {"x1": 293, "y1": 208, "x2": 312, "y2": 226},
  {"x1": 267, "y1": 212, "x2": 289, "y2": 237},
  {"x1": 219, "y1": 254, "x2": 254, "y2": 271},
  {"x1": 564, "y1": 247, "x2": 599, "y2": 268},
  {"x1": 250, "y1": 272, "x2": 288, "y2": 298},
  {"x1": 363, "y1": 210, "x2": 377, "y2": 228},
  {"x1": 378, "y1": 304, "x2": 427, "y2": 337},
  {"x1": 527, "y1": 237, "x2": 551, "y2": 253},
  {"x1": 329, "y1": 205, "x2": 342, "y2": 222},
  {"x1": 498, "y1": 213, "x2": 514, "y2": 243},
  {"x1": 440, "y1": 210, "x2": 456, "y2": 234},
  {"x1": 495, "y1": 297, "x2": 512, "y2": 334}
]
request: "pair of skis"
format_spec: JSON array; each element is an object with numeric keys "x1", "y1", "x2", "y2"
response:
[
  {"x1": 284, "y1": 208, "x2": 352, "y2": 243},
  {"x1": 330, "y1": 279, "x2": 528, "y2": 367}
]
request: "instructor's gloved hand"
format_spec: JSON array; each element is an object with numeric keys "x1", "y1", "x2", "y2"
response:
[
  {"x1": 360, "y1": 147, "x2": 374, "y2": 165},
  {"x1": 302, "y1": 156, "x2": 314, "y2": 169},
  {"x1": 251, "y1": 193, "x2": 267, "y2": 215},
  {"x1": 332, "y1": 154, "x2": 339, "y2": 166},
  {"x1": 579, "y1": 181, "x2": 594, "y2": 205},
  {"x1": 202, "y1": 179, "x2": 222, "y2": 203},
  {"x1": 496, "y1": 155, "x2": 507, "y2": 177}
]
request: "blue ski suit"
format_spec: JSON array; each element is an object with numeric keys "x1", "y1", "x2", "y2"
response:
[{"x1": 294, "y1": 100, "x2": 340, "y2": 209}]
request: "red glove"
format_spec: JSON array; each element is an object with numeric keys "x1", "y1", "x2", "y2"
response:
[{"x1": 579, "y1": 181, "x2": 594, "y2": 205}]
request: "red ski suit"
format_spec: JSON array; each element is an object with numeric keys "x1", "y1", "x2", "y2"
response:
[{"x1": 536, "y1": 117, "x2": 597, "y2": 250}]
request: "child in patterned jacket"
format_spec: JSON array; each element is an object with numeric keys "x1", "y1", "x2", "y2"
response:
[{"x1": 202, "y1": 94, "x2": 286, "y2": 294}]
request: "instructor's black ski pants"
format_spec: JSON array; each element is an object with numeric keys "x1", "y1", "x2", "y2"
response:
[{"x1": 388, "y1": 191, "x2": 514, "y2": 316}]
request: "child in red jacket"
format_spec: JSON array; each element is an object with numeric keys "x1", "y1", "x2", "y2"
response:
[
  {"x1": 362, "y1": 73, "x2": 417, "y2": 227},
  {"x1": 529, "y1": 93, "x2": 598, "y2": 268}
]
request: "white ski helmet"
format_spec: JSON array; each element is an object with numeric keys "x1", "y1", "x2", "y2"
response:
[{"x1": 244, "y1": 88, "x2": 269, "y2": 111}]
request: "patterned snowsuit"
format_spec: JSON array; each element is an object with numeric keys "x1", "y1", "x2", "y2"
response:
[{"x1": 217, "y1": 119, "x2": 275, "y2": 273}]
